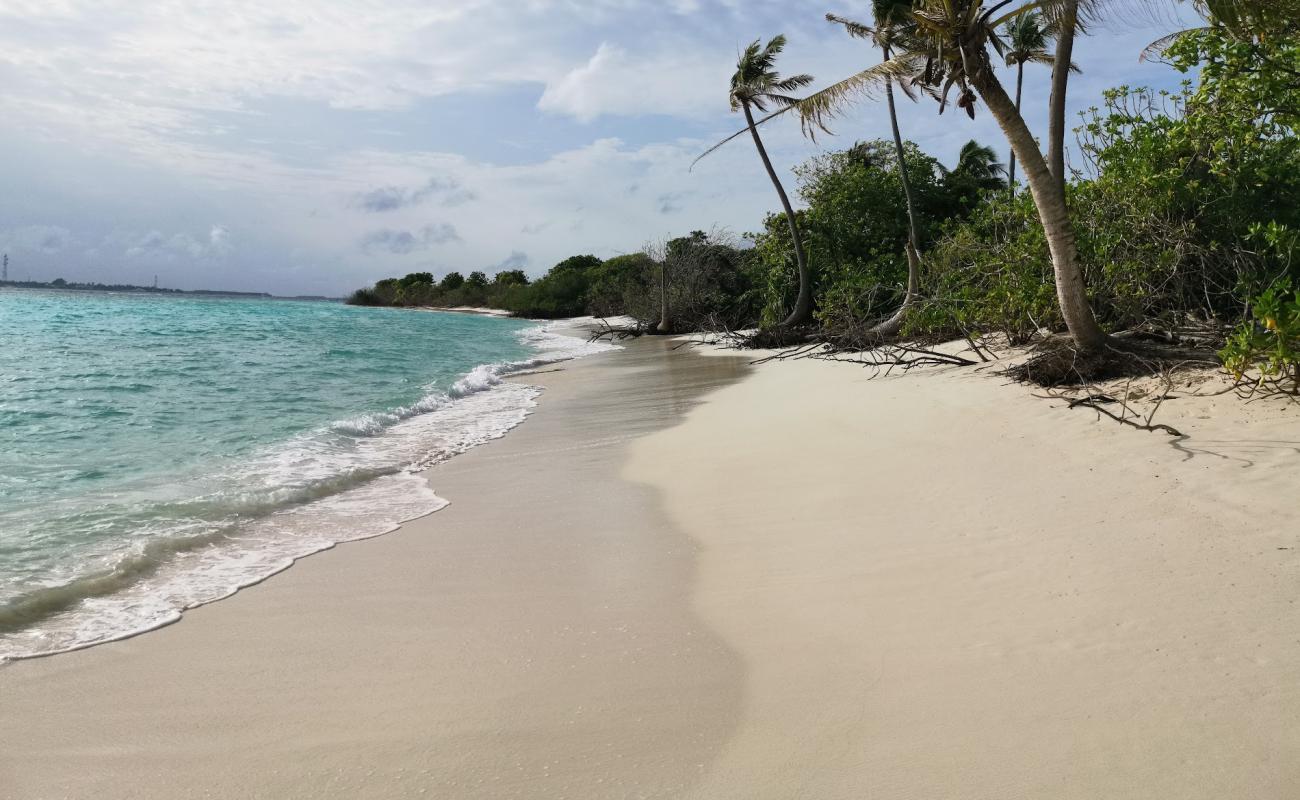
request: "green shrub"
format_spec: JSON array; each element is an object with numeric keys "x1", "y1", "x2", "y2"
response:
[{"x1": 1220, "y1": 281, "x2": 1300, "y2": 393}]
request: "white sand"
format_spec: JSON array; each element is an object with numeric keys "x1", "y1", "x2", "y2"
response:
[
  {"x1": 627, "y1": 350, "x2": 1300, "y2": 798},
  {"x1": 2, "y1": 337, "x2": 1298, "y2": 798}
]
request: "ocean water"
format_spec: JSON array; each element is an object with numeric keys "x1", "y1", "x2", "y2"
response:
[{"x1": 0, "y1": 290, "x2": 613, "y2": 660}]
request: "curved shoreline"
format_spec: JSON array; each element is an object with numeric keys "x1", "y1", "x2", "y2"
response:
[
  {"x1": 0, "y1": 335, "x2": 753, "y2": 800},
  {"x1": 0, "y1": 321, "x2": 615, "y2": 662}
]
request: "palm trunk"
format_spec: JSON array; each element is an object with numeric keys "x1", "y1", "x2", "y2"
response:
[
  {"x1": 743, "y1": 101, "x2": 812, "y2": 327},
  {"x1": 656, "y1": 258, "x2": 671, "y2": 333},
  {"x1": 1046, "y1": 0, "x2": 1078, "y2": 192},
  {"x1": 969, "y1": 62, "x2": 1107, "y2": 352},
  {"x1": 1008, "y1": 61, "x2": 1024, "y2": 191},
  {"x1": 871, "y1": 44, "x2": 921, "y2": 338}
]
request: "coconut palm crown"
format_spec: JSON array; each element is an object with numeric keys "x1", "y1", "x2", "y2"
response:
[
  {"x1": 728, "y1": 35, "x2": 815, "y2": 114},
  {"x1": 950, "y1": 140, "x2": 1007, "y2": 190},
  {"x1": 1003, "y1": 11, "x2": 1056, "y2": 69},
  {"x1": 1002, "y1": 11, "x2": 1063, "y2": 189}
]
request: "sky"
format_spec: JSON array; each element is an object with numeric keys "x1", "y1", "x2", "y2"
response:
[{"x1": 0, "y1": 0, "x2": 1200, "y2": 296}]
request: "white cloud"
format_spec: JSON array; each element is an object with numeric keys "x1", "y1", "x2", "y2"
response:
[
  {"x1": 538, "y1": 42, "x2": 730, "y2": 122},
  {"x1": 121, "y1": 226, "x2": 233, "y2": 261}
]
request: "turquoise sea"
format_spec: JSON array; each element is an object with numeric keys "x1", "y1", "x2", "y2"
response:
[{"x1": 0, "y1": 290, "x2": 610, "y2": 660}]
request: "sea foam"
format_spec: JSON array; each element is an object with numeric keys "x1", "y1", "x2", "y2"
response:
[{"x1": 0, "y1": 321, "x2": 617, "y2": 661}]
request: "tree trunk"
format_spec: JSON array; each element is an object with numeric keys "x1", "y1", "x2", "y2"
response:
[
  {"x1": 1046, "y1": 0, "x2": 1078, "y2": 192},
  {"x1": 871, "y1": 44, "x2": 921, "y2": 337},
  {"x1": 969, "y1": 62, "x2": 1108, "y2": 352},
  {"x1": 743, "y1": 101, "x2": 812, "y2": 327},
  {"x1": 656, "y1": 258, "x2": 671, "y2": 333},
  {"x1": 1008, "y1": 61, "x2": 1024, "y2": 191},
  {"x1": 866, "y1": 242, "x2": 920, "y2": 338}
]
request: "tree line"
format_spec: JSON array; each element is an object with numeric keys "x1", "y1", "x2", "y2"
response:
[{"x1": 350, "y1": 0, "x2": 1300, "y2": 392}]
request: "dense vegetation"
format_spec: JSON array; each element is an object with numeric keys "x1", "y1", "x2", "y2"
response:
[{"x1": 349, "y1": 0, "x2": 1300, "y2": 391}]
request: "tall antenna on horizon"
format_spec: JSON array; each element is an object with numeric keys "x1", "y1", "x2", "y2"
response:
[
  {"x1": 153, "y1": 274, "x2": 158, "y2": 289},
  {"x1": 2, "y1": 254, "x2": 8, "y2": 282}
]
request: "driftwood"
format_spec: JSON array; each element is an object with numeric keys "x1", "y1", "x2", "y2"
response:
[
  {"x1": 1035, "y1": 377, "x2": 1185, "y2": 437},
  {"x1": 587, "y1": 318, "x2": 651, "y2": 342},
  {"x1": 747, "y1": 340, "x2": 976, "y2": 374}
]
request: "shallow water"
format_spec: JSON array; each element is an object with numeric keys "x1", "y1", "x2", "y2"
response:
[{"x1": 0, "y1": 290, "x2": 611, "y2": 658}]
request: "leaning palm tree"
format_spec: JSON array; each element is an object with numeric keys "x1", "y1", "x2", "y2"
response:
[
  {"x1": 819, "y1": 5, "x2": 925, "y2": 337},
  {"x1": 794, "y1": 1, "x2": 1106, "y2": 350},
  {"x1": 906, "y1": 0, "x2": 1108, "y2": 351},
  {"x1": 708, "y1": 35, "x2": 816, "y2": 327},
  {"x1": 1002, "y1": 12, "x2": 1058, "y2": 190},
  {"x1": 698, "y1": 2, "x2": 1109, "y2": 351}
]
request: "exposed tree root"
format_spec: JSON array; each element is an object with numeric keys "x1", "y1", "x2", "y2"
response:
[
  {"x1": 1004, "y1": 333, "x2": 1220, "y2": 387},
  {"x1": 734, "y1": 324, "x2": 819, "y2": 349}
]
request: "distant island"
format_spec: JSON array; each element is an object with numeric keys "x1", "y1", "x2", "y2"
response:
[{"x1": 0, "y1": 278, "x2": 335, "y2": 301}]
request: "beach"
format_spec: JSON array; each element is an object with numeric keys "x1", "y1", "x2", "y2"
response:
[{"x1": 3, "y1": 333, "x2": 1299, "y2": 799}]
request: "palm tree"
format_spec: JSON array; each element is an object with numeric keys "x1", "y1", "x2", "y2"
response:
[
  {"x1": 791, "y1": 1, "x2": 1106, "y2": 349},
  {"x1": 948, "y1": 139, "x2": 1007, "y2": 191},
  {"x1": 726, "y1": 36, "x2": 816, "y2": 327},
  {"x1": 903, "y1": 0, "x2": 1107, "y2": 351},
  {"x1": 1042, "y1": 0, "x2": 1080, "y2": 193},
  {"x1": 821, "y1": 5, "x2": 924, "y2": 336},
  {"x1": 1002, "y1": 12, "x2": 1057, "y2": 190},
  {"x1": 699, "y1": 2, "x2": 1108, "y2": 350}
]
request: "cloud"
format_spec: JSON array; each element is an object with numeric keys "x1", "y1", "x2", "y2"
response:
[
  {"x1": 493, "y1": 250, "x2": 529, "y2": 271},
  {"x1": 355, "y1": 187, "x2": 407, "y2": 213},
  {"x1": 125, "y1": 230, "x2": 167, "y2": 258},
  {"x1": 121, "y1": 225, "x2": 233, "y2": 260},
  {"x1": 359, "y1": 223, "x2": 460, "y2": 254},
  {"x1": 537, "y1": 42, "x2": 729, "y2": 122},
  {"x1": 208, "y1": 225, "x2": 231, "y2": 250},
  {"x1": 354, "y1": 177, "x2": 477, "y2": 213},
  {"x1": 0, "y1": 225, "x2": 72, "y2": 254},
  {"x1": 657, "y1": 192, "x2": 688, "y2": 215},
  {"x1": 0, "y1": 0, "x2": 1196, "y2": 296}
]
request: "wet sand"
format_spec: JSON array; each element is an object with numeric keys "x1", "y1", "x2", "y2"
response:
[
  {"x1": 0, "y1": 337, "x2": 751, "y2": 799},
  {"x1": 3, "y1": 334, "x2": 1299, "y2": 799}
]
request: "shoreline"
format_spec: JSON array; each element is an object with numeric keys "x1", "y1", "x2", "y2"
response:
[
  {"x1": 3, "y1": 335, "x2": 1298, "y2": 797},
  {"x1": 0, "y1": 336, "x2": 753, "y2": 799},
  {"x1": 0, "y1": 318, "x2": 609, "y2": 663},
  {"x1": 414, "y1": 305, "x2": 514, "y2": 317}
]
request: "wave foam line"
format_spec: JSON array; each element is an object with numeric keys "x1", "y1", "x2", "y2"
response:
[{"x1": 0, "y1": 320, "x2": 619, "y2": 662}]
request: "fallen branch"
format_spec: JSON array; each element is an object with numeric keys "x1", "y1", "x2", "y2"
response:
[
  {"x1": 1062, "y1": 393, "x2": 1184, "y2": 436},
  {"x1": 588, "y1": 317, "x2": 650, "y2": 342}
]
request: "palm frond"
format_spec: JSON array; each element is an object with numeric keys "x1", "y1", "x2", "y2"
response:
[
  {"x1": 689, "y1": 106, "x2": 794, "y2": 172},
  {"x1": 792, "y1": 57, "x2": 918, "y2": 138},
  {"x1": 1138, "y1": 27, "x2": 1207, "y2": 62},
  {"x1": 826, "y1": 13, "x2": 877, "y2": 40},
  {"x1": 772, "y1": 73, "x2": 815, "y2": 92}
]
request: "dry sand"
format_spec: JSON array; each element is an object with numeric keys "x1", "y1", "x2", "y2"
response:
[{"x1": 2, "y1": 335, "x2": 1298, "y2": 799}]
